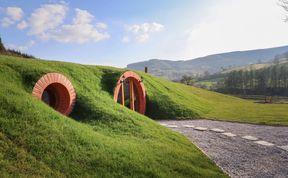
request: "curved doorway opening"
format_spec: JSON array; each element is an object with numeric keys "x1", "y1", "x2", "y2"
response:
[
  {"x1": 32, "y1": 73, "x2": 76, "y2": 116},
  {"x1": 114, "y1": 71, "x2": 146, "y2": 114}
]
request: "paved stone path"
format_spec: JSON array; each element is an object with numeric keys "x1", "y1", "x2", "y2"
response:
[{"x1": 159, "y1": 120, "x2": 288, "y2": 178}]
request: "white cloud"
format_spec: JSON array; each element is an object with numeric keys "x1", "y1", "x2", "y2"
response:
[
  {"x1": 1, "y1": 4, "x2": 109, "y2": 44},
  {"x1": 1, "y1": 7, "x2": 24, "y2": 27},
  {"x1": 135, "y1": 34, "x2": 149, "y2": 43},
  {"x1": 28, "y1": 4, "x2": 68, "y2": 36},
  {"x1": 125, "y1": 22, "x2": 164, "y2": 43},
  {"x1": 7, "y1": 40, "x2": 35, "y2": 51},
  {"x1": 96, "y1": 22, "x2": 108, "y2": 30},
  {"x1": 73, "y1": 8, "x2": 93, "y2": 24},
  {"x1": 128, "y1": 22, "x2": 164, "y2": 34},
  {"x1": 26, "y1": 4, "x2": 109, "y2": 43},
  {"x1": 1, "y1": 17, "x2": 14, "y2": 27},
  {"x1": 17, "y1": 20, "x2": 28, "y2": 30},
  {"x1": 45, "y1": 8, "x2": 110, "y2": 43},
  {"x1": 49, "y1": 23, "x2": 110, "y2": 43},
  {"x1": 122, "y1": 36, "x2": 130, "y2": 43},
  {"x1": 6, "y1": 7, "x2": 23, "y2": 21}
]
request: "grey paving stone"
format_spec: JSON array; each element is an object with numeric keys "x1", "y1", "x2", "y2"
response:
[
  {"x1": 242, "y1": 135, "x2": 258, "y2": 141},
  {"x1": 222, "y1": 132, "x2": 236, "y2": 137},
  {"x1": 254, "y1": 140, "x2": 274, "y2": 146},
  {"x1": 166, "y1": 125, "x2": 178, "y2": 128},
  {"x1": 278, "y1": 145, "x2": 288, "y2": 151},
  {"x1": 183, "y1": 124, "x2": 195, "y2": 128},
  {"x1": 194, "y1": 127, "x2": 208, "y2": 131},
  {"x1": 159, "y1": 119, "x2": 288, "y2": 178},
  {"x1": 210, "y1": 128, "x2": 225, "y2": 133}
]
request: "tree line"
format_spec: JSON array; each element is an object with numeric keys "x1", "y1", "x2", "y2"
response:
[
  {"x1": 216, "y1": 61, "x2": 288, "y2": 96},
  {"x1": 0, "y1": 37, "x2": 35, "y2": 59}
]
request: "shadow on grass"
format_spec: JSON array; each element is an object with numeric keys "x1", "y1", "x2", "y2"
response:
[
  {"x1": 99, "y1": 70, "x2": 122, "y2": 95},
  {"x1": 69, "y1": 95, "x2": 105, "y2": 122}
]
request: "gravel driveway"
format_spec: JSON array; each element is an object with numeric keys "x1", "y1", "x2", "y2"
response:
[{"x1": 159, "y1": 120, "x2": 288, "y2": 178}]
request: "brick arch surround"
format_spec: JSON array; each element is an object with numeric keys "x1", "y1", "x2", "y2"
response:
[
  {"x1": 32, "y1": 73, "x2": 76, "y2": 116},
  {"x1": 114, "y1": 71, "x2": 146, "y2": 114}
]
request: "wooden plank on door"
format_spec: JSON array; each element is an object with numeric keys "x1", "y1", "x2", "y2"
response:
[
  {"x1": 129, "y1": 80, "x2": 135, "y2": 111},
  {"x1": 121, "y1": 81, "x2": 125, "y2": 106}
]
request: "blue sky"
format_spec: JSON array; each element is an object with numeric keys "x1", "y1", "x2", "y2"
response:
[{"x1": 1, "y1": 0, "x2": 288, "y2": 67}]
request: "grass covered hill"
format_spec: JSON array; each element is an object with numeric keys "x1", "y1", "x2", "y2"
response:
[
  {"x1": 127, "y1": 45, "x2": 288, "y2": 80},
  {"x1": 145, "y1": 74, "x2": 288, "y2": 125},
  {"x1": 1, "y1": 54, "x2": 288, "y2": 177},
  {"x1": 0, "y1": 55, "x2": 227, "y2": 177}
]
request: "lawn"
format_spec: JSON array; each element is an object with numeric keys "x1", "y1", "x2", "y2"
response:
[
  {"x1": 0, "y1": 55, "x2": 227, "y2": 177},
  {"x1": 1, "y1": 53, "x2": 287, "y2": 177},
  {"x1": 142, "y1": 74, "x2": 288, "y2": 125}
]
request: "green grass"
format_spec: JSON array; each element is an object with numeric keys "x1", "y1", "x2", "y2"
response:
[
  {"x1": 0, "y1": 55, "x2": 227, "y2": 177},
  {"x1": 143, "y1": 73, "x2": 288, "y2": 125},
  {"x1": 194, "y1": 80, "x2": 217, "y2": 89},
  {"x1": 195, "y1": 81, "x2": 215, "y2": 87},
  {"x1": 222, "y1": 63, "x2": 270, "y2": 73},
  {"x1": 1, "y1": 54, "x2": 288, "y2": 177},
  {"x1": 181, "y1": 85, "x2": 288, "y2": 125}
]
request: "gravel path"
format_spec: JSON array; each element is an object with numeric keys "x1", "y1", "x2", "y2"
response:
[{"x1": 159, "y1": 120, "x2": 288, "y2": 178}]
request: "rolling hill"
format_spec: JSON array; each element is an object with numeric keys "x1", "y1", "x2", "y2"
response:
[
  {"x1": 1, "y1": 54, "x2": 288, "y2": 177},
  {"x1": 194, "y1": 56, "x2": 288, "y2": 90},
  {"x1": 221, "y1": 57, "x2": 288, "y2": 74},
  {"x1": 0, "y1": 55, "x2": 227, "y2": 178},
  {"x1": 127, "y1": 45, "x2": 288, "y2": 80}
]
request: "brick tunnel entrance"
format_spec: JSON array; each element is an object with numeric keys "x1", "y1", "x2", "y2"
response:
[
  {"x1": 114, "y1": 71, "x2": 146, "y2": 114},
  {"x1": 32, "y1": 73, "x2": 76, "y2": 116}
]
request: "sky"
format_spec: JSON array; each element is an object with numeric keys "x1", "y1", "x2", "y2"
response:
[{"x1": 0, "y1": 0, "x2": 288, "y2": 67}]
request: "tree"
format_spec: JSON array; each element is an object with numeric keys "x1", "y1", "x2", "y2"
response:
[
  {"x1": 180, "y1": 75, "x2": 194, "y2": 86},
  {"x1": 0, "y1": 37, "x2": 6, "y2": 53},
  {"x1": 279, "y1": 0, "x2": 288, "y2": 21},
  {"x1": 204, "y1": 71, "x2": 210, "y2": 77}
]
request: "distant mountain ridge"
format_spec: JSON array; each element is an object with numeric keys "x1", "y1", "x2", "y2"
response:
[{"x1": 127, "y1": 45, "x2": 288, "y2": 80}]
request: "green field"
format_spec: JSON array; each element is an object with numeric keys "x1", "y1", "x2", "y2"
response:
[
  {"x1": 1, "y1": 55, "x2": 288, "y2": 177},
  {"x1": 0, "y1": 55, "x2": 228, "y2": 177},
  {"x1": 144, "y1": 73, "x2": 288, "y2": 126}
]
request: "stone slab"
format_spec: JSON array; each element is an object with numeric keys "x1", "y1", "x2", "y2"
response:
[
  {"x1": 183, "y1": 125, "x2": 195, "y2": 128},
  {"x1": 210, "y1": 128, "x2": 225, "y2": 133},
  {"x1": 278, "y1": 145, "x2": 288, "y2": 151},
  {"x1": 194, "y1": 127, "x2": 208, "y2": 131},
  {"x1": 254, "y1": 140, "x2": 274, "y2": 146},
  {"x1": 222, "y1": 132, "x2": 236, "y2": 137},
  {"x1": 242, "y1": 135, "x2": 258, "y2": 141},
  {"x1": 166, "y1": 125, "x2": 178, "y2": 128}
]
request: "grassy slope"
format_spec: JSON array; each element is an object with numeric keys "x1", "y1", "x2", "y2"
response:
[
  {"x1": 0, "y1": 55, "x2": 227, "y2": 177},
  {"x1": 182, "y1": 85, "x2": 288, "y2": 125},
  {"x1": 1, "y1": 54, "x2": 288, "y2": 177},
  {"x1": 221, "y1": 63, "x2": 270, "y2": 73},
  {"x1": 143, "y1": 74, "x2": 288, "y2": 125},
  {"x1": 222, "y1": 59, "x2": 288, "y2": 74}
]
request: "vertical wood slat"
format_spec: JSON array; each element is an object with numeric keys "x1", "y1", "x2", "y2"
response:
[
  {"x1": 121, "y1": 81, "x2": 125, "y2": 106},
  {"x1": 129, "y1": 80, "x2": 135, "y2": 111}
]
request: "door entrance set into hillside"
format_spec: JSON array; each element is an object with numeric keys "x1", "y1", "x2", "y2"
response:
[{"x1": 31, "y1": 71, "x2": 146, "y2": 116}]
